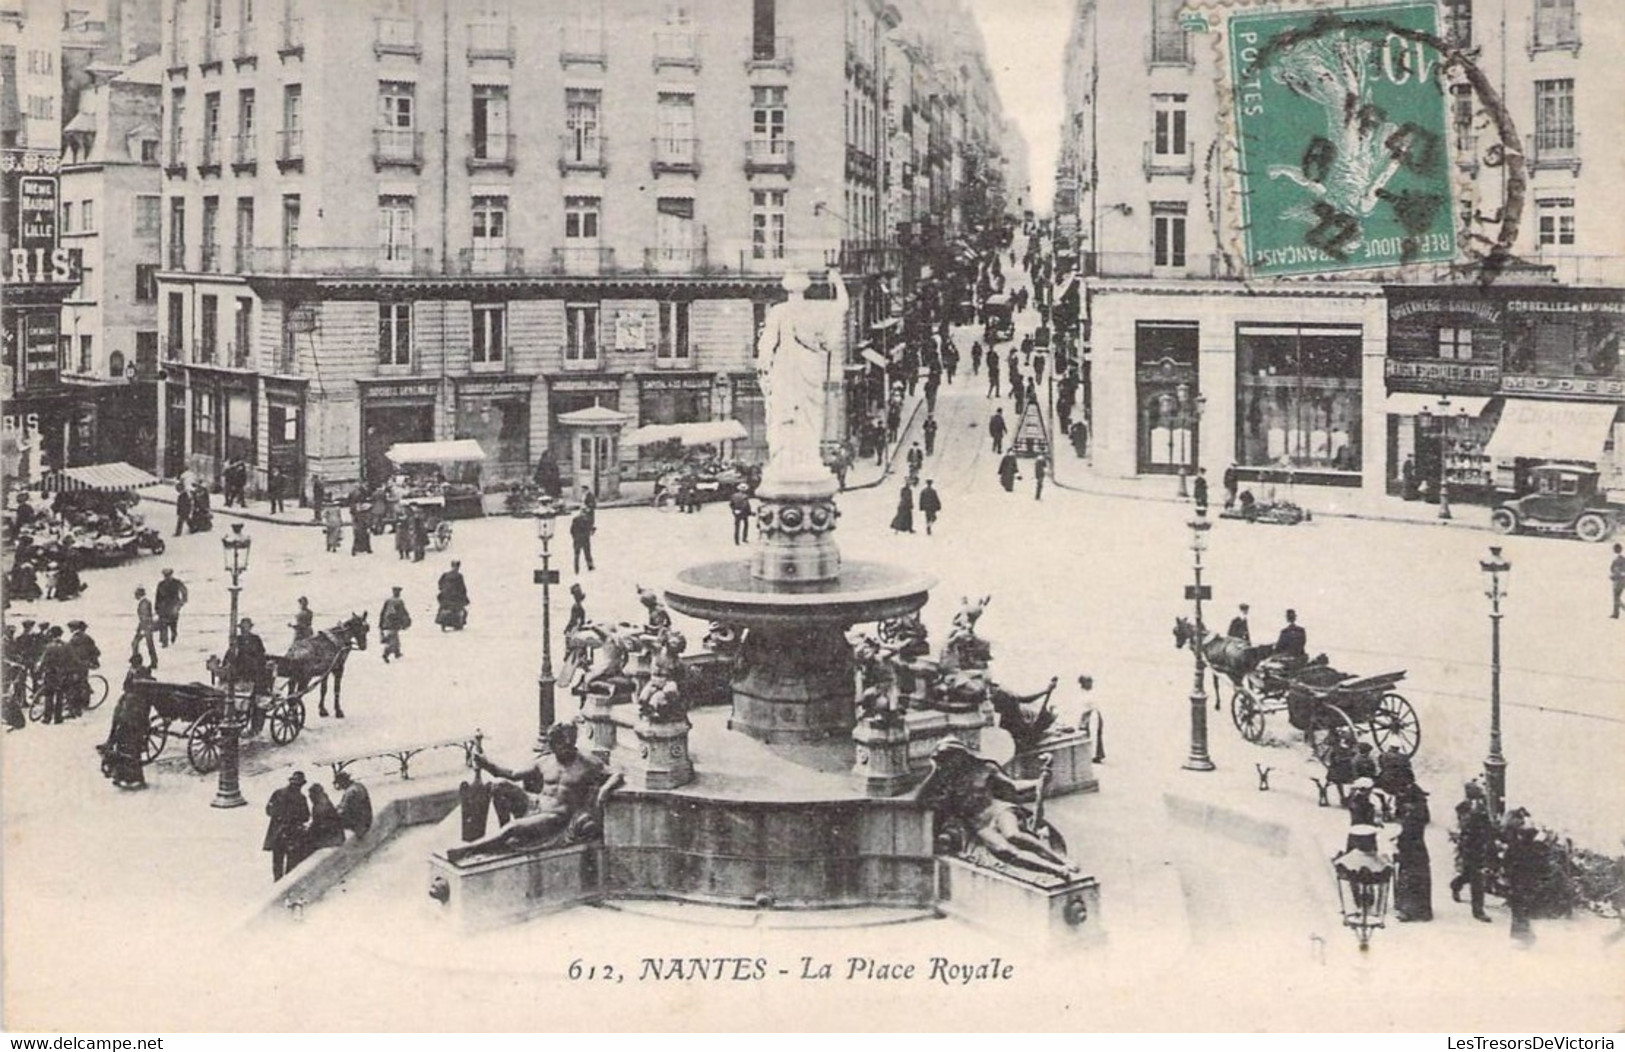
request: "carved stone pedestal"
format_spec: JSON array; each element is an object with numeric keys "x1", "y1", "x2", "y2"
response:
[
  {"x1": 903, "y1": 705, "x2": 992, "y2": 770},
  {"x1": 579, "y1": 689, "x2": 627, "y2": 762},
  {"x1": 427, "y1": 843, "x2": 602, "y2": 933},
  {"x1": 730, "y1": 624, "x2": 855, "y2": 743},
  {"x1": 1006, "y1": 726, "x2": 1099, "y2": 797},
  {"x1": 622, "y1": 718, "x2": 695, "y2": 791},
  {"x1": 936, "y1": 856, "x2": 1102, "y2": 949},
  {"x1": 852, "y1": 717, "x2": 915, "y2": 797}
]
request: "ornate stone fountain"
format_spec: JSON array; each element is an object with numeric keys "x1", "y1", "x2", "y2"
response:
[{"x1": 428, "y1": 268, "x2": 1098, "y2": 944}]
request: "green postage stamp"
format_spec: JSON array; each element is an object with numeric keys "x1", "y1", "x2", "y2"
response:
[{"x1": 1226, "y1": 2, "x2": 1456, "y2": 277}]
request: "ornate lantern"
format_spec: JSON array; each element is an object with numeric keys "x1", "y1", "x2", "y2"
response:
[{"x1": 1332, "y1": 833, "x2": 1394, "y2": 951}]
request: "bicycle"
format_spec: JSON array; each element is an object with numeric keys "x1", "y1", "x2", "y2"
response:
[{"x1": 26, "y1": 673, "x2": 108, "y2": 723}]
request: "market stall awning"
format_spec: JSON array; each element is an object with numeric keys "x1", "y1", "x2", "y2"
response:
[
  {"x1": 1382, "y1": 393, "x2": 1493, "y2": 417},
  {"x1": 384, "y1": 439, "x2": 487, "y2": 464},
  {"x1": 624, "y1": 419, "x2": 748, "y2": 448},
  {"x1": 1483, "y1": 399, "x2": 1618, "y2": 463},
  {"x1": 39, "y1": 462, "x2": 163, "y2": 492},
  {"x1": 861, "y1": 348, "x2": 890, "y2": 368}
]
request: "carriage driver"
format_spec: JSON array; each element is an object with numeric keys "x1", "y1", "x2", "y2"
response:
[
  {"x1": 1274, "y1": 609, "x2": 1307, "y2": 667},
  {"x1": 225, "y1": 618, "x2": 270, "y2": 701}
]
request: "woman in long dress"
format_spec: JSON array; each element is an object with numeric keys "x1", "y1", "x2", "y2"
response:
[
  {"x1": 1393, "y1": 784, "x2": 1433, "y2": 922},
  {"x1": 890, "y1": 483, "x2": 915, "y2": 534}
]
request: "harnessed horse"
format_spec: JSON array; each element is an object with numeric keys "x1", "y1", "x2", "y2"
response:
[
  {"x1": 280, "y1": 612, "x2": 369, "y2": 719},
  {"x1": 1172, "y1": 616, "x2": 1274, "y2": 709}
]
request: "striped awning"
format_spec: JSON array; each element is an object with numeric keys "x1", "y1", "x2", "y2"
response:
[{"x1": 39, "y1": 462, "x2": 164, "y2": 492}]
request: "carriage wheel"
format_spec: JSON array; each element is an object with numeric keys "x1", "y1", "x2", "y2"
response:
[
  {"x1": 1371, "y1": 693, "x2": 1421, "y2": 757},
  {"x1": 83, "y1": 673, "x2": 110, "y2": 711},
  {"x1": 1307, "y1": 705, "x2": 1358, "y2": 766},
  {"x1": 269, "y1": 698, "x2": 305, "y2": 745},
  {"x1": 434, "y1": 522, "x2": 453, "y2": 551},
  {"x1": 186, "y1": 711, "x2": 224, "y2": 774},
  {"x1": 1231, "y1": 688, "x2": 1267, "y2": 743},
  {"x1": 143, "y1": 715, "x2": 169, "y2": 764}
]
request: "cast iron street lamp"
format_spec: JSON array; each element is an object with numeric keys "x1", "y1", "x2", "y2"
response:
[
  {"x1": 1332, "y1": 833, "x2": 1395, "y2": 951},
  {"x1": 1480, "y1": 545, "x2": 1511, "y2": 818},
  {"x1": 535, "y1": 509, "x2": 559, "y2": 748},
  {"x1": 1182, "y1": 508, "x2": 1215, "y2": 771},
  {"x1": 213, "y1": 522, "x2": 252, "y2": 809}
]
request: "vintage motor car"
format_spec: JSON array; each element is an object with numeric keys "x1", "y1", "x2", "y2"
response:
[{"x1": 1490, "y1": 462, "x2": 1620, "y2": 542}]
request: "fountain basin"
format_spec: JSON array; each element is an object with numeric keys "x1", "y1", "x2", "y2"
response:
[{"x1": 665, "y1": 559, "x2": 936, "y2": 627}]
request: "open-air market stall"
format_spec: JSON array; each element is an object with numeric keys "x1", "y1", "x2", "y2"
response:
[
  {"x1": 624, "y1": 420, "x2": 755, "y2": 508},
  {"x1": 384, "y1": 439, "x2": 487, "y2": 522},
  {"x1": 4, "y1": 463, "x2": 166, "y2": 603}
]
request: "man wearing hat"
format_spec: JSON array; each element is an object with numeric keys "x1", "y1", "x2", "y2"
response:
[
  {"x1": 918, "y1": 479, "x2": 942, "y2": 535},
  {"x1": 379, "y1": 586, "x2": 411, "y2": 662},
  {"x1": 333, "y1": 770, "x2": 373, "y2": 840},
  {"x1": 225, "y1": 618, "x2": 268, "y2": 699},
  {"x1": 154, "y1": 568, "x2": 188, "y2": 647},
  {"x1": 36, "y1": 626, "x2": 70, "y2": 724},
  {"x1": 132, "y1": 587, "x2": 159, "y2": 669},
  {"x1": 729, "y1": 485, "x2": 752, "y2": 546},
  {"x1": 289, "y1": 597, "x2": 314, "y2": 642},
  {"x1": 1226, "y1": 603, "x2": 1251, "y2": 643},
  {"x1": 436, "y1": 561, "x2": 470, "y2": 631},
  {"x1": 63, "y1": 620, "x2": 101, "y2": 720},
  {"x1": 1274, "y1": 608, "x2": 1306, "y2": 665},
  {"x1": 263, "y1": 771, "x2": 311, "y2": 880},
  {"x1": 1449, "y1": 782, "x2": 1495, "y2": 922}
]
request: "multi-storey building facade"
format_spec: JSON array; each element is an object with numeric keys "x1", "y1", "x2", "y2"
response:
[
  {"x1": 1056, "y1": 0, "x2": 1625, "y2": 503},
  {"x1": 154, "y1": 0, "x2": 963, "y2": 501}
]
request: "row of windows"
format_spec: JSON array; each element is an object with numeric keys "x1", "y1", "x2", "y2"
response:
[{"x1": 375, "y1": 301, "x2": 694, "y2": 368}]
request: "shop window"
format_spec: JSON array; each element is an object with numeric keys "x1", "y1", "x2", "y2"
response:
[
  {"x1": 1235, "y1": 325, "x2": 1362, "y2": 472},
  {"x1": 379, "y1": 302, "x2": 411, "y2": 367},
  {"x1": 472, "y1": 304, "x2": 506, "y2": 365},
  {"x1": 658, "y1": 302, "x2": 691, "y2": 362},
  {"x1": 566, "y1": 303, "x2": 599, "y2": 361},
  {"x1": 193, "y1": 389, "x2": 216, "y2": 447},
  {"x1": 1437, "y1": 326, "x2": 1474, "y2": 360}
]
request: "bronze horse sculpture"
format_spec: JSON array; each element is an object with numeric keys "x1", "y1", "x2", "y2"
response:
[
  {"x1": 280, "y1": 612, "x2": 370, "y2": 719},
  {"x1": 1172, "y1": 616, "x2": 1274, "y2": 709}
]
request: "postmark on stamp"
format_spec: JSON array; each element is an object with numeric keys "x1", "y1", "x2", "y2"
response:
[{"x1": 1224, "y1": 1, "x2": 1456, "y2": 277}]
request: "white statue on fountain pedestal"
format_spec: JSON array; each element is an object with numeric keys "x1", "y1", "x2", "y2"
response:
[{"x1": 756, "y1": 267, "x2": 848, "y2": 493}]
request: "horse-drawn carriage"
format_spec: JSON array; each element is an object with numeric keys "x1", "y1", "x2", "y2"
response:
[
  {"x1": 133, "y1": 676, "x2": 306, "y2": 773},
  {"x1": 1173, "y1": 616, "x2": 1420, "y2": 759}
]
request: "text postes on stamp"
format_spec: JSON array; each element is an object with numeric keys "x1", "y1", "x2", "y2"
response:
[{"x1": 1227, "y1": 2, "x2": 1456, "y2": 277}]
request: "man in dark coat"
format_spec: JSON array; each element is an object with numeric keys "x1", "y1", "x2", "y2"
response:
[
  {"x1": 63, "y1": 621, "x2": 101, "y2": 719},
  {"x1": 1033, "y1": 456, "x2": 1048, "y2": 501},
  {"x1": 922, "y1": 414, "x2": 938, "y2": 456},
  {"x1": 1226, "y1": 603, "x2": 1250, "y2": 642},
  {"x1": 729, "y1": 486, "x2": 751, "y2": 546},
  {"x1": 263, "y1": 771, "x2": 311, "y2": 880},
  {"x1": 36, "y1": 626, "x2": 71, "y2": 724},
  {"x1": 190, "y1": 482, "x2": 212, "y2": 532},
  {"x1": 334, "y1": 769, "x2": 373, "y2": 840},
  {"x1": 918, "y1": 480, "x2": 942, "y2": 535},
  {"x1": 267, "y1": 466, "x2": 286, "y2": 515},
  {"x1": 173, "y1": 482, "x2": 192, "y2": 538},
  {"x1": 571, "y1": 509, "x2": 595, "y2": 574},
  {"x1": 1192, "y1": 467, "x2": 1209, "y2": 514},
  {"x1": 437, "y1": 561, "x2": 470, "y2": 630},
  {"x1": 986, "y1": 349, "x2": 1001, "y2": 397},
  {"x1": 379, "y1": 586, "x2": 411, "y2": 662},
  {"x1": 1223, "y1": 463, "x2": 1239, "y2": 510},
  {"x1": 132, "y1": 587, "x2": 159, "y2": 669},
  {"x1": 225, "y1": 618, "x2": 268, "y2": 698},
  {"x1": 1274, "y1": 609, "x2": 1306, "y2": 660},
  {"x1": 534, "y1": 453, "x2": 563, "y2": 499},
  {"x1": 351, "y1": 497, "x2": 373, "y2": 556},
  {"x1": 989, "y1": 408, "x2": 1008, "y2": 453},
  {"x1": 998, "y1": 451, "x2": 1020, "y2": 493},
  {"x1": 1449, "y1": 782, "x2": 1495, "y2": 922},
  {"x1": 310, "y1": 474, "x2": 327, "y2": 523},
  {"x1": 154, "y1": 568, "x2": 187, "y2": 647}
]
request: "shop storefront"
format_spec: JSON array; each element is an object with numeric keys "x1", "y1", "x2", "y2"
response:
[
  {"x1": 1135, "y1": 322, "x2": 1199, "y2": 476},
  {"x1": 1235, "y1": 324, "x2": 1363, "y2": 481},
  {"x1": 453, "y1": 375, "x2": 534, "y2": 484},
  {"x1": 1384, "y1": 286, "x2": 1625, "y2": 501},
  {"x1": 174, "y1": 365, "x2": 257, "y2": 484},
  {"x1": 358, "y1": 377, "x2": 440, "y2": 484},
  {"x1": 264, "y1": 378, "x2": 309, "y2": 498},
  {"x1": 636, "y1": 373, "x2": 715, "y2": 475}
]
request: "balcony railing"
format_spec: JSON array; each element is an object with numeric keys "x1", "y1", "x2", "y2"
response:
[
  {"x1": 1528, "y1": 10, "x2": 1581, "y2": 55},
  {"x1": 232, "y1": 133, "x2": 257, "y2": 169},
  {"x1": 200, "y1": 137, "x2": 223, "y2": 172},
  {"x1": 747, "y1": 35, "x2": 793, "y2": 70},
  {"x1": 166, "y1": 36, "x2": 188, "y2": 73},
  {"x1": 552, "y1": 245, "x2": 614, "y2": 276},
  {"x1": 200, "y1": 32, "x2": 225, "y2": 70},
  {"x1": 644, "y1": 244, "x2": 708, "y2": 274},
  {"x1": 828, "y1": 239, "x2": 895, "y2": 274},
  {"x1": 455, "y1": 246, "x2": 525, "y2": 275},
  {"x1": 373, "y1": 128, "x2": 424, "y2": 170},
  {"x1": 1530, "y1": 128, "x2": 1581, "y2": 173},
  {"x1": 164, "y1": 137, "x2": 188, "y2": 174},
  {"x1": 279, "y1": 18, "x2": 304, "y2": 57},
  {"x1": 167, "y1": 241, "x2": 186, "y2": 270},
  {"x1": 200, "y1": 244, "x2": 221, "y2": 273},
  {"x1": 1143, "y1": 141, "x2": 1195, "y2": 178},
  {"x1": 844, "y1": 145, "x2": 876, "y2": 183},
  {"x1": 466, "y1": 133, "x2": 515, "y2": 172},
  {"x1": 651, "y1": 137, "x2": 699, "y2": 174},
  {"x1": 465, "y1": 20, "x2": 514, "y2": 62},
  {"x1": 1080, "y1": 251, "x2": 1234, "y2": 279},
  {"x1": 235, "y1": 24, "x2": 257, "y2": 63},
  {"x1": 239, "y1": 246, "x2": 437, "y2": 276},
  {"x1": 560, "y1": 25, "x2": 606, "y2": 66},
  {"x1": 375, "y1": 17, "x2": 421, "y2": 57},
  {"x1": 1147, "y1": 30, "x2": 1194, "y2": 67},
  {"x1": 653, "y1": 28, "x2": 700, "y2": 69},
  {"x1": 744, "y1": 138, "x2": 794, "y2": 174},
  {"x1": 559, "y1": 134, "x2": 607, "y2": 173},
  {"x1": 276, "y1": 129, "x2": 304, "y2": 171}
]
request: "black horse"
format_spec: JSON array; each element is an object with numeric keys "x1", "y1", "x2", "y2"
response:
[
  {"x1": 280, "y1": 612, "x2": 369, "y2": 719},
  {"x1": 1172, "y1": 616, "x2": 1274, "y2": 709}
]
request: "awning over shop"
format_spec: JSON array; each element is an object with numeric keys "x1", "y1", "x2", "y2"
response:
[
  {"x1": 385, "y1": 439, "x2": 487, "y2": 464},
  {"x1": 860, "y1": 348, "x2": 890, "y2": 368},
  {"x1": 1483, "y1": 399, "x2": 1618, "y2": 463},
  {"x1": 1382, "y1": 393, "x2": 1492, "y2": 417},
  {"x1": 624, "y1": 420, "x2": 748, "y2": 448},
  {"x1": 38, "y1": 462, "x2": 163, "y2": 492}
]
